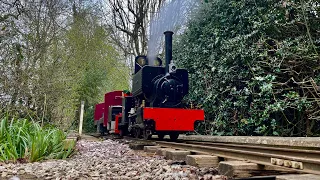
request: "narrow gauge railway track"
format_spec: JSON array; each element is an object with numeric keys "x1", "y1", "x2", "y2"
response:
[{"x1": 153, "y1": 139, "x2": 320, "y2": 175}]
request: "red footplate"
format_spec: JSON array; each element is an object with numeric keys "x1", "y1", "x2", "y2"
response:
[{"x1": 143, "y1": 108, "x2": 204, "y2": 131}]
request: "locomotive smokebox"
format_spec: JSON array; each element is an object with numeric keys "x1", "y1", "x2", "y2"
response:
[{"x1": 164, "y1": 31, "x2": 174, "y2": 74}]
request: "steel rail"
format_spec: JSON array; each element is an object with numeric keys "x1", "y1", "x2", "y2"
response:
[
  {"x1": 187, "y1": 141, "x2": 320, "y2": 160},
  {"x1": 155, "y1": 141, "x2": 320, "y2": 175}
]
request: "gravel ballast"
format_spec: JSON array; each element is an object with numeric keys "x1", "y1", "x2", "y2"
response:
[{"x1": 0, "y1": 139, "x2": 227, "y2": 180}]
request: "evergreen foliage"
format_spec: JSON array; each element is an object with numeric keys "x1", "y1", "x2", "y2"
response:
[
  {"x1": 174, "y1": 0, "x2": 320, "y2": 136},
  {"x1": 83, "y1": 106, "x2": 96, "y2": 133}
]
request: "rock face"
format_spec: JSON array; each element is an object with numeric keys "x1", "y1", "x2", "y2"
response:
[{"x1": 0, "y1": 139, "x2": 226, "y2": 180}]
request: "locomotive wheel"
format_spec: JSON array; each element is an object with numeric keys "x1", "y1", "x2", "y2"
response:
[
  {"x1": 143, "y1": 131, "x2": 152, "y2": 140},
  {"x1": 169, "y1": 132, "x2": 179, "y2": 141},
  {"x1": 130, "y1": 131, "x2": 135, "y2": 137},
  {"x1": 119, "y1": 129, "x2": 126, "y2": 138},
  {"x1": 119, "y1": 130, "x2": 123, "y2": 137},
  {"x1": 133, "y1": 128, "x2": 141, "y2": 138},
  {"x1": 99, "y1": 123, "x2": 105, "y2": 136},
  {"x1": 157, "y1": 133, "x2": 165, "y2": 140}
]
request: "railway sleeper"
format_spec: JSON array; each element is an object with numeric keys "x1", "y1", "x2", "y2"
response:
[{"x1": 129, "y1": 141, "x2": 320, "y2": 179}]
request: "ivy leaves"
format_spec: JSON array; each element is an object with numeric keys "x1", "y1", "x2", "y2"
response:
[{"x1": 174, "y1": 0, "x2": 320, "y2": 136}]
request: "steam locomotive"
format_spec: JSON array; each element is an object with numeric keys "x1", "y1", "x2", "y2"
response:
[{"x1": 94, "y1": 31, "x2": 204, "y2": 141}]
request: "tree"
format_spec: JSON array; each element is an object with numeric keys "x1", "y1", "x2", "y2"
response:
[
  {"x1": 0, "y1": 0, "x2": 69, "y2": 119},
  {"x1": 102, "y1": 0, "x2": 165, "y2": 73},
  {"x1": 0, "y1": 0, "x2": 130, "y2": 130}
]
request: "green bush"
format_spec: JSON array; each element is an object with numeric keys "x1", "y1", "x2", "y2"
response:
[
  {"x1": 174, "y1": 0, "x2": 320, "y2": 136},
  {"x1": 83, "y1": 106, "x2": 97, "y2": 133},
  {"x1": 0, "y1": 117, "x2": 74, "y2": 163}
]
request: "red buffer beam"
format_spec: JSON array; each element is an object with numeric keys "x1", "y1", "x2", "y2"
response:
[{"x1": 143, "y1": 108, "x2": 204, "y2": 131}]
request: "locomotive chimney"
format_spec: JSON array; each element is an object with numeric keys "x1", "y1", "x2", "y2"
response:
[{"x1": 164, "y1": 31, "x2": 173, "y2": 74}]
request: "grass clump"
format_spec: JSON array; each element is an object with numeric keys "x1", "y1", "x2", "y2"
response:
[{"x1": 0, "y1": 117, "x2": 75, "y2": 163}]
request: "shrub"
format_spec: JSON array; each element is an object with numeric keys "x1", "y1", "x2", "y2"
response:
[
  {"x1": 0, "y1": 117, "x2": 74, "y2": 163},
  {"x1": 174, "y1": 0, "x2": 320, "y2": 136},
  {"x1": 83, "y1": 106, "x2": 97, "y2": 133}
]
